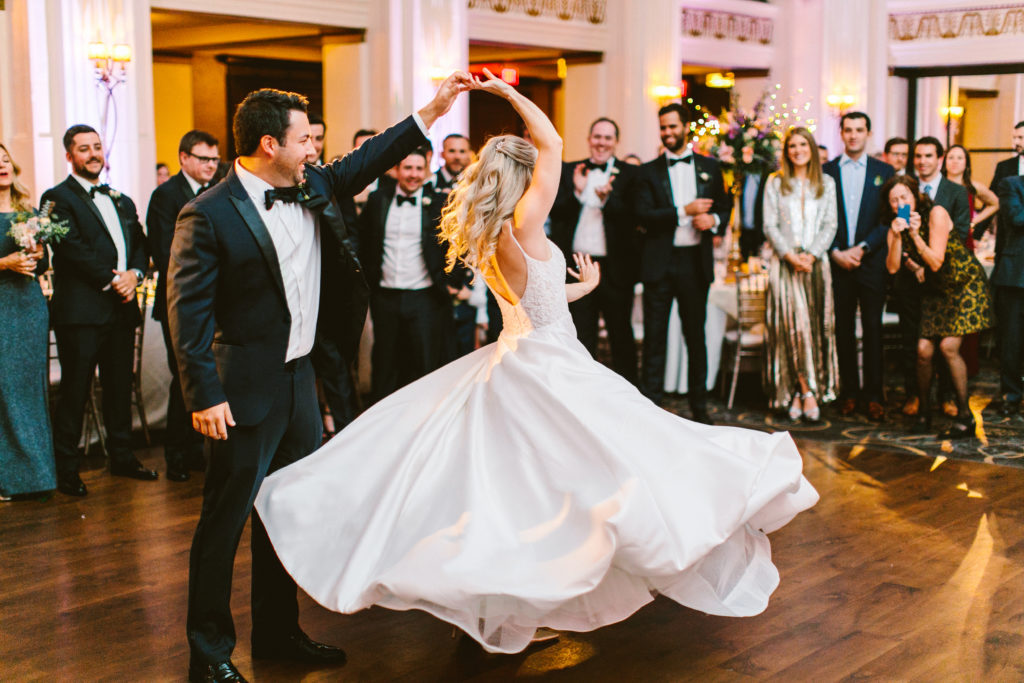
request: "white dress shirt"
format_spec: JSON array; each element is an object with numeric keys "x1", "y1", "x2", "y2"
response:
[
  {"x1": 572, "y1": 159, "x2": 614, "y2": 257},
  {"x1": 920, "y1": 173, "x2": 941, "y2": 201},
  {"x1": 234, "y1": 160, "x2": 321, "y2": 362},
  {"x1": 183, "y1": 170, "x2": 205, "y2": 197},
  {"x1": 666, "y1": 151, "x2": 701, "y2": 247},
  {"x1": 1019, "y1": 155, "x2": 1024, "y2": 176},
  {"x1": 381, "y1": 188, "x2": 432, "y2": 290},
  {"x1": 72, "y1": 173, "x2": 127, "y2": 273}
]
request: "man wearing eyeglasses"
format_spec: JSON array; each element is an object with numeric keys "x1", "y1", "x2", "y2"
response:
[{"x1": 147, "y1": 129, "x2": 220, "y2": 481}]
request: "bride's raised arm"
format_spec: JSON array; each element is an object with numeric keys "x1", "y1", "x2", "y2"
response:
[{"x1": 470, "y1": 68, "x2": 562, "y2": 241}]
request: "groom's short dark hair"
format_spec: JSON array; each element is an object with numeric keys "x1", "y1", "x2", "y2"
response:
[
  {"x1": 233, "y1": 88, "x2": 309, "y2": 157},
  {"x1": 63, "y1": 124, "x2": 98, "y2": 152}
]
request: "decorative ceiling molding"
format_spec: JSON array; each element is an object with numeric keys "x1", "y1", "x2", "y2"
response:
[
  {"x1": 889, "y1": 4, "x2": 1024, "y2": 41},
  {"x1": 679, "y1": 7, "x2": 774, "y2": 45},
  {"x1": 466, "y1": 0, "x2": 606, "y2": 25}
]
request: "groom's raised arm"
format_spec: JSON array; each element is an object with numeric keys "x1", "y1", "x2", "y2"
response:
[{"x1": 317, "y1": 71, "x2": 471, "y2": 200}]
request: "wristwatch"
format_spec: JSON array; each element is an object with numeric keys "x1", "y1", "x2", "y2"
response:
[{"x1": 131, "y1": 268, "x2": 145, "y2": 282}]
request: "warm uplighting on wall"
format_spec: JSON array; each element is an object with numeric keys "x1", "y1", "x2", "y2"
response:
[
  {"x1": 826, "y1": 92, "x2": 856, "y2": 114},
  {"x1": 705, "y1": 72, "x2": 735, "y2": 89},
  {"x1": 942, "y1": 105, "x2": 965, "y2": 119},
  {"x1": 650, "y1": 84, "x2": 682, "y2": 104}
]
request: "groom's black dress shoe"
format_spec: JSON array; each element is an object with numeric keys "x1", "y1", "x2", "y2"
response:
[
  {"x1": 188, "y1": 660, "x2": 247, "y2": 682},
  {"x1": 110, "y1": 458, "x2": 159, "y2": 481},
  {"x1": 57, "y1": 472, "x2": 88, "y2": 497},
  {"x1": 166, "y1": 456, "x2": 190, "y2": 482},
  {"x1": 252, "y1": 631, "x2": 347, "y2": 665}
]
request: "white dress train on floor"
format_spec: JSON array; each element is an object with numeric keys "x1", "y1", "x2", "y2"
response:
[{"x1": 255, "y1": 232, "x2": 819, "y2": 654}]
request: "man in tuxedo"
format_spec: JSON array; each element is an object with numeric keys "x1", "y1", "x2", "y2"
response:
[
  {"x1": 823, "y1": 111, "x2": 895, "y2": 421},
  {"x1": 358, "y1": 146, "x2": 456, "y2": 401},
  {"x1": 433, "y1": 133, "x2": 471, "y2": 195},
  {"x1": 885, "y1": 137, "x2": 909, "y2": 175},
  {"x1": 42, "y1": 125, "x2": 156, "y2": 497},
  {"x1": 168, "y1": 77, "x2": 468, "y2": 682},
  {"x1": 550, "y1": 117, "x2": 640, "y2": 383},
  {"x1": 146, "y1": 129, "x2": 219, "y2": 481},
  {"x1": 980, "y1": 120, "x2": 1024, "y2": 240},
  {"x1": 992, "y1": 175, "x2": 1024, "y2": 416},
  {"x1": 634, "y1": 103, "x2": 731, "y2": 422}
]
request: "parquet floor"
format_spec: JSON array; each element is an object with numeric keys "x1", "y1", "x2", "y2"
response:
[{"x1": 2, "y1": 438, "x2": 1023, "y2": 681}]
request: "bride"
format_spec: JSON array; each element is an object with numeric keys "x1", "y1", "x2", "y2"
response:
[{"x1": 255, "y1": 69, "x2": 819, "y2": 655}]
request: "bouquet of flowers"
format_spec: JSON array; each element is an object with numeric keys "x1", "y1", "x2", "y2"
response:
[
  {"x1": 712, "y1": 95, "x2": 781, "y2": 178},
  {"x1": 7, "y1": 200, "x2": 70, "y2": 254}
]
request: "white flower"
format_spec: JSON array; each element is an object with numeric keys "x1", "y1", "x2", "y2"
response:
[
  {"x1": 422, "y1": 194, "x2": 432, "y2": 206},
  {"x1": 109, "y1": 189, "x2": 121, "y2": 200},
  {"x1": 699, "y1": 171, "x2": 710, "y2": 182}
]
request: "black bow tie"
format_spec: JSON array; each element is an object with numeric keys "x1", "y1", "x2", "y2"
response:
[
  {"x1": 89, "y1": 184, "x2": 113, "y2": 198},
  {"x1": 584, "y1": 160, "x2": 610, "y2": 172},
  {"x1": 264, "y1": 186, "x2": 304, "y2": 210},
  {"x1": 395, "y1": 194, "x2": 417, "y2": 207},
  {"x1": 668, "y1": 155, "x2": 693, "y2": 166}
]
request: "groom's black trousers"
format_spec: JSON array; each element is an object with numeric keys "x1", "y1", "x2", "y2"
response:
[{"x1": 186, "y1": 356, "x2": 320, "y2": 665}]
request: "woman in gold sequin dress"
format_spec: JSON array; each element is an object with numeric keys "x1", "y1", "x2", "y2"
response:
[{"x1": 762, "y1": 127, "x2": 839, "y2": 421}]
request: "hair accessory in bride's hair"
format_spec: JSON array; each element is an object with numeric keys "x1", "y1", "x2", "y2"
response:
[{"x1": 494, "y1": 139, "x2": 507, "y2": 155}]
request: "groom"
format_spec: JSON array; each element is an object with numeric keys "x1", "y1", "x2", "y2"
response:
[{"x1": 168, "y1": 75, "x2": 470, "y2": 683}]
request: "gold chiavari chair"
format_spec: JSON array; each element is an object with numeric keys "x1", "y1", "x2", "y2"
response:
[{"x1": 720, "y1": 270, "x2": 769, "y2": 410}]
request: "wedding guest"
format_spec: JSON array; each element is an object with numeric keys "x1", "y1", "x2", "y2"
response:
[
  {"x1": 434, "y1": 133, "x2": 471, "y2": 195},
  {"x1": 737, "y1": 166, "x2": 769, "y2": 259},
  {"x1": 351, "y1": 128, "x2": 379, "y2": 211},
  {"x1": 991, "y1": 175, "x2": 1024, "y2": 416},
  {"x1": 146, "y1": 129, "x2": 219, "y2": 481},
  {"x1": 551, "y1": 117, "x2": 640, "y2": 383},
  {"x1": 42, "y1": 125, "x2": 156, "y2": 497},
  {"x1": 981, "y1": 120, "x2": 1024, "y2": 240},
  {"x1": 623, "y1": 153, "x2": 643, "y2": 166},
  {"x1": 883, "y1": 175, "x2": 994, "y2": 438},
  {"x1": 635, "y1": 102, "x2": 731, "y2": 422},
  {"x1": 818, "y1": 144, "x2": 829, "y2": 165},
  {"x1": 762, "y1": 128, "x2": 839, "y2": 421},
  {"x1": 358, "y1": 146, "x2": 455, "y2": 401},
  {"x1": 0, "y1": 142, "x2": 55, "y2": 500},
  {"x1": 943, "y1": 144, "x2": 999, "y2": 247},
  {"x1": 308, "y1": 113, "x2": 326, "y2": 164},
  {"x1": 823, "y1": 111, "x2": 894, "y2": 420},
  {"x1": 912, "y1": 137, "x2": 971, "y2": 242},
  {"x1": 884, "y1": 137, "x2": 909, "y2": 175},
  {"x1": 156, "y1": 162, "x2": 171, "y2": 185}
]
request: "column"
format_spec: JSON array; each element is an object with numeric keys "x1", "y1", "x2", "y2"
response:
[
  {"x1": 322, "y1": 38, "x2": 370, "y2": 160},
  {"x1": 560, "y1": 62, "x2": 608, "y2": 160},
  {"x1": 603, "y1": 0, "x2": 679, "y2": 161}
]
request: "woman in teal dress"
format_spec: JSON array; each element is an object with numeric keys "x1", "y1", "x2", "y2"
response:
[
  {"x1": 0, "y1": 141, "x2": 55, "y2": 499},
  {"x1": 883, "y1": 174, "x2": 994, "y2": 440}
]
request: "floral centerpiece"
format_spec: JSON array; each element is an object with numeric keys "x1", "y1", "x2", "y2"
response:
[
  {"x1": 711, "y1": 96, "x2": 781, "y2": 179},
  {"x1": 7, "y1": 200, "x2": 70, "y2": 258}
]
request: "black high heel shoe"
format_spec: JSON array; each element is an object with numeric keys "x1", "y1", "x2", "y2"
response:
[{"x1": 938, "y1": 415, "x2": 976, "y2": 440}]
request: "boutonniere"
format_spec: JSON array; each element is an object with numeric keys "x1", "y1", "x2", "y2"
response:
[
  {"x1": 873, "y1": 175, "x2": 883, "y2": 187},
  {"x1": 699, "y1": 171, "x2": 710, "y2": 183},
  {"x1": 109, "y1": 188, "x2": 122, "y2": 200},
  {"x1": 422, "y1": 194, "x2": 432, "y2": 207}
]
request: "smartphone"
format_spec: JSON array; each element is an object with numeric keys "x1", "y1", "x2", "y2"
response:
[{"x1": 897, "y1": 204, "x2": 911, "y2": 222}]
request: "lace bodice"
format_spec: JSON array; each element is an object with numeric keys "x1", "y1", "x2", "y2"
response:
[{"x1": 487, "y1": 235, "x2": 574, "y2": 339}]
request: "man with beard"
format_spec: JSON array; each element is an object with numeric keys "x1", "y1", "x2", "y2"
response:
[
  {"x1": 550, "y1": 117, "x2": 640, "y2": 383},
  {"x1": 147, "y1": 129, "x2": 220, "y2": 481},
  {"x1": 433, "y1": 133, "x2": 472, "y2": 195},
  {"x1": 42, "y1": 124, "x2": 155, "y2": 497},
  {"x1": 634, "y1": 103, "x2": 731, "y2": 422},
  {"x1": 169, "y1": 75, "x2": 469, "y2": 682}
]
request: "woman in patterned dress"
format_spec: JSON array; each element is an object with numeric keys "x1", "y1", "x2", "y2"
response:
[{"x1": 883, "y1": 174, "x2": 994, "y2": 439}]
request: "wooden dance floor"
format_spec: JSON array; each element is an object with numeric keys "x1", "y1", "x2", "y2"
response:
[{"x1": 3, "y1": 439, "x2": 1023, "y2": 681}]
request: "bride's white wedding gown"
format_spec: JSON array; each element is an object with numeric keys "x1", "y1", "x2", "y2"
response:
[{"x1": 255, "y1": 230, "x2": 819, "y2": 654}]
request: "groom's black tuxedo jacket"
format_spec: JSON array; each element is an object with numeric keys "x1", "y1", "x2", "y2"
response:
[
  {"x1": 633, "y1": 153, "x2": 731, "y2": 286},
  {"x1": 168, "y1": 116, "x2": 427, "y2": 424},
  {"x1": 357, "y1": 184, "x2": 455, "y2": 305},
  {"x1": 41, "y1": 176, "x2": 148, "y2": 327},
  {"x1": 147, "y1": 170, "x2": 200, "y2": 322}
]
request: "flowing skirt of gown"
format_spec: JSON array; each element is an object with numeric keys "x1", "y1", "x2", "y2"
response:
[{"x1": 255, "y1": 320, "x2": 819, "y2": 654}]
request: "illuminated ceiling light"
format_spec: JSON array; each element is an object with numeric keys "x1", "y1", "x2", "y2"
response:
[{"x1": 705, "y1": 72, "x2": 735, "y2": 88}]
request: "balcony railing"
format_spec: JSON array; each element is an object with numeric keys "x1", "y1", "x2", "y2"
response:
[{"x1": 467, "y1": 0, "x2": 606, "y2": 24}]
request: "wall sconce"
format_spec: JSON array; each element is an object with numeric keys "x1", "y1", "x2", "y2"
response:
[
  {"x1": 705, "y1": 72, "x2": 735, "y2": 89},
  {"x1": 825, "y1": 92, "x2": 856, "y2": 115},
  {"x1": 86, "y1": 41, "x2": 131, "y2": 178},
  {"x1": 650, "y1": 84, "x2": 682, "y2": 105},
  {"x1": 941, "y1": 105, "x2": 965, "y2": 119},
  {"x1": 557, "y1": 58, "x2": 567, "y2": 80}
]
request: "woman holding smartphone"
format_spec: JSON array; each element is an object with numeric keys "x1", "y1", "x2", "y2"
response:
[{"x1": 883, "y1": 175, "x2": 994, "y2": 438}]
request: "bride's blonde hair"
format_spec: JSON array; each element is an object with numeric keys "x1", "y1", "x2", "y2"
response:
[{"x1": 438, "y1": 134, "x2": 536, "y2": 277}]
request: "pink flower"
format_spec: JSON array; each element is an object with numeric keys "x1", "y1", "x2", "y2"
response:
[
  {"x1": 741, "y1": 146, "x2": 754, "y2": 164},
  {"x1": 717, "y1": 146, "x2": 735, "y2": 164}
]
